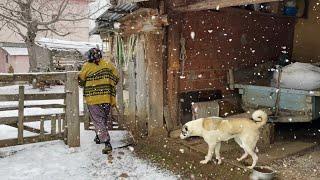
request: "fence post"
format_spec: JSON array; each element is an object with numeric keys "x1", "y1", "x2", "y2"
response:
[
  {"x1": 65, "y1": 71, "x2": 80, "y2": 147},
  {"x1": 18, "y1": 85, "x2": 24, "y2": 144},
  {"x1": 51, "y1": 115, "x2": 56, "y2": 135}
]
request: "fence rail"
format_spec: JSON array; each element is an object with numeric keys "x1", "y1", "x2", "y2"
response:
[{"x1": 0, "y1": 72, "x2": 80, "y2": 148}]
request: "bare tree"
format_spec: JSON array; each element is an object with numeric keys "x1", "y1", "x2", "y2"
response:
[{"x1": 0, "y1": 0, "x2": 107, "y2": 71}]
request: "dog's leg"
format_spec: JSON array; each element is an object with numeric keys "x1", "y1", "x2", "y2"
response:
[
  {"x1": 243, "y1": 145, "x2": 258, "y2": 169},
  {"x1": 237, "y1": 151, "x2": 248, "y2": 162},
  {"x1": 200, "y1": 143, "x2": 216, "y2": 164},
  {"x1": 214, "y1": 142, "x2": 222, "y2": 164},
  {"x1": 234, "y1": 137, "x2": 249, "y2": 162}
]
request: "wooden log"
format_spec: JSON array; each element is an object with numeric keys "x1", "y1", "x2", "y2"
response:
[
  {"x1": 51, "y1": 115, "x2": 56, "y2": 135},
  {"x1": 40, "y1": 117, "x2": 45, "y2": 141},
  {"x1": 65, "y1": 72, "x2": 80, "y2": 147},
  {"x1": 18, "y1": 86, "x2": 24, "y2": 145}
]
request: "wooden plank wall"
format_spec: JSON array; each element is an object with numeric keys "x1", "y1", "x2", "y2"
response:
[{"x1": 174, "y1": 8, "x2": 296, "y2": 93}]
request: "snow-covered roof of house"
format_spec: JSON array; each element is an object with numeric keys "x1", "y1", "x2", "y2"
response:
[
  {"x1": 37, "y1": 38, "x2": 100, "y2": 55},
  {"x1": 1, "y1": 47, "x2": 28, "y2": 56}
]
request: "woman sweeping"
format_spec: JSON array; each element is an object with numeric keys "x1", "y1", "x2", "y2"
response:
[{"x1": 79, "y1": 48, "x2": 119, "y2": 154}]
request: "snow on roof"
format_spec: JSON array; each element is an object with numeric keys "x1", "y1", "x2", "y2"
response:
[
  {"x1": 1, "y1": 47, "x2": 28, "y2": 56},
  {"x1": 37, "y1": 38, "x2": 100, "y2": 55}
]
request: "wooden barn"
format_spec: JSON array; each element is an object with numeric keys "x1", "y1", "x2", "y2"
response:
[{"x1": 90, "y1": 0, "x2": 305, "y2": 137}]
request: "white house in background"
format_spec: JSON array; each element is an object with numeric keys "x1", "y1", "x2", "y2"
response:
[
  {"x1": 0, "y1": 45, "x2": 29, "y2": 73},
  {"x1": 0, "y1": 38, "x2": 101, "y2": 73}
]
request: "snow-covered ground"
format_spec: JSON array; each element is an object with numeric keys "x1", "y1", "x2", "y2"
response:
[
  {"x1": 0, "y1": 125, "x2": 177, "y2": 180},
  {"x1": 0, "y1": 85, "x2": 177, "y2": 180}
]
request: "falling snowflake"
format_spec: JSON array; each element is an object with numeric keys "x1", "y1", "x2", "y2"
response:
[{"x1": 190, "y1": 32, "x2": 195, "y2": 40}]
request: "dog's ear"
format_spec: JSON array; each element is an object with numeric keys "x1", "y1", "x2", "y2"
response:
[
  {"x1": 202, "y1": 118, "x2": 218, "y2": 131},
  {"x1": 182, "y1": 125, "x2": 188, "y2": 131}
]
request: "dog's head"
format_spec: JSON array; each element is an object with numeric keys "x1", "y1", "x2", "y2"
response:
[
  {"x1": 180, "y1": 124, "x2": 191, "y2": 139},
  {"x1": 180, "y1": 117, "x2": 221, "y2": 140}
]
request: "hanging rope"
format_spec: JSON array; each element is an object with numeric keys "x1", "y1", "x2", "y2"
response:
[{"x1": 180, "y1": 34, "x2": 186, "y2": 77}]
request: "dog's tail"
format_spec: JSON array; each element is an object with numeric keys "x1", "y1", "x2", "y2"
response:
[{"x1": 252, "y1": 110, "x2": 268, "y2": 128}]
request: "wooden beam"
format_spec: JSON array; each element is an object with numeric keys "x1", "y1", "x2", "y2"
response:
[
  {"x1": 119, "y1": 8, "x2": 158, "y2": 23},
  {"x1": 166, "y1": 12, "x2": 182, "y2": 131},
  {"x1": 0, "y1": 104, "x2": 66, "y2": 111},
  {"x1": 0, "y1": 93, "x2": 66, "y2": 101},
  {"x1": 135, "y1": 36, "x2": 148, "y2": 136},
  {"x1": 175, "y1": 0, "x2": 281, "y2": 12},
  {"x1": 18, "y1": 86, "x2": 24, "y2": 144},
  {"x1": 0, "y1": 72, "x2": 67, "y2": 82},
  {"x1": 65, "y1": 72, "x2": 80, "y2": 147},
  {"x1": 0, "y1": 114, "x2": 66, "y2": 125},
  {"x1": 145, "y1": 32, "x2": 166, "y2": 136},
  {"x1": 7, "y1": 124, "x2": 48, "y2": 134}
]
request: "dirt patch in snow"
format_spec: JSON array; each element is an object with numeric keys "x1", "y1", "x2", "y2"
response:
[{"x1": 134, "y1": 136, "x2": 250, "y2": 180}]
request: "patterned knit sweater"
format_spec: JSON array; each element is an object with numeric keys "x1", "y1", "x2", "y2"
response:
[{"x1": 79, "y1": 60, "x2": 119, "y2": 105}]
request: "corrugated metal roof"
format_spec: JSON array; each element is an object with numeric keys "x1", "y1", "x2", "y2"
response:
[{"x1": 90, "y1": 2, "x2": 139, "y2": 35}]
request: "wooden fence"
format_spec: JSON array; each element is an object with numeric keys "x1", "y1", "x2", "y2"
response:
[{"x1": 0, "y1": 72, "x2": 80, "y2": 148}]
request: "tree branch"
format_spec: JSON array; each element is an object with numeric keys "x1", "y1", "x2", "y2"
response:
[{"x1": 37, "y1": 0, "x2": 69, "y2": 26}]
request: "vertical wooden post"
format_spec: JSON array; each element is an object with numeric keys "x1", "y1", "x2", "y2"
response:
[
  {"x1": 135, "y1": 36, "x2": 148, "y2": 136},
  {"x1": 40, "y1": 117, "x2": 45, "y2": 141},
  {"x1": 18, "y1": 85, "x2": 24, "y2": 145},
  {"x1": 57, "y1": 114, "x2": 62, "y2": 137},
  {"x1": 167, "y1": 13, "x2": 182, "y2": 131},
  {"x1": 51, "y1": 115, "x2": 56, "y2": 135},
  {"x1": 145, "y1": 32, "x2": 166, "y2": 136},
  {"x1": 65, "y1": 71, "x2": 80, "y2": 147},
  {"x1": 128, "y1": 59, "x2": 136, "y2": 132}
]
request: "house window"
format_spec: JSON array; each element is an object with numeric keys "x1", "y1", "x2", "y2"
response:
[{"x1": 5, "y1": 54, "x2": 8, "y2": 63}]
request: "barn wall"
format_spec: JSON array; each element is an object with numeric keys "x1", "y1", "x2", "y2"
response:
[
  {"x1": 293, "y1": 0, "x2": 320, "y2": 63},
  {"x1": 170, "y1": 8, "x2": 295, "y2": 94}
]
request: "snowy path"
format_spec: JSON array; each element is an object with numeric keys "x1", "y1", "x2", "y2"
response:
[{"x1": 0, "y1": 125, "x2": 177, "y2": 180}]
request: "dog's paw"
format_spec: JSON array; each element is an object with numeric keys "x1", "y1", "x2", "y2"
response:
[
  {"x1": 217, "y1": 158, "x2": 222, "y2": 165},
  {"x1": 246, "y1": 166, "x2": 254, "y2": 169},
  {"x1": 236, "y1": 158, "x2": 242, "y2": 162},
  {"x1": 200, "y1": 160, "x2": 209, "y2": 164}
]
